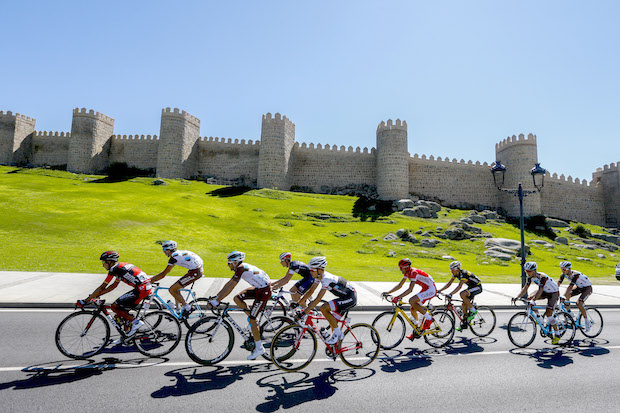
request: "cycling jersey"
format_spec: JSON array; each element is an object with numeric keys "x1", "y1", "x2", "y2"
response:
[
  {"x1": 454, "y1": 269, "x2": 481, "y2": 288},
  {"x1": 167, "y1": 250, "x2": 203, "y2": 270},
  {"x1": 232, "y1": 263, "x2": 270, "y2": 288},
  {"x1": 402, "y1": 267, "x2": 436, "y2": 291},
  {"x1": 559, "y1": 270, "x2": 592, "y2": 288},
  {"x1": 315, "y1": 271, "x2": 356, "y2": 298},
  {"x1": 104, "y1": 262, "x2": 151, "y2": 287},
  {"x1": 526, "y1": 272, "x2": 559, "y2": 293},
  {"x1": 288, "y1": 260, "x2": 313, "y2": 283}
]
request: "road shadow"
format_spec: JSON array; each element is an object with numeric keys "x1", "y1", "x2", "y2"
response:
[
  {"x1": 0, "y1": 357, "x2": 165, "y2": 391},
  {"x1": 571, "y1": 338, "x2": 611, "y2": 358},
  {"x1": 509, "y1": 347, "x2": 575, "y2": 369},
  {"x1": 376, "y1": 348, "x2": 433, "y2": 373},
  {"x1": 256, "y1": 367, "x2": 375, "y2": 412},
  {"x1": 152, "y1": 363, "x2": 277, "y2": 398},
  {"x1": 443, "y1": 336, "x2": 496, "y2": 355}
]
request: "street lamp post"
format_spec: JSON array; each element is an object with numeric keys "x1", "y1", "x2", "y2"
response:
[{"x1": 491, "y1": 161, "x2": 546, "y2": 286}]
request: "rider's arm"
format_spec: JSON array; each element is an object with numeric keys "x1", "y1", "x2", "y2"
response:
[
  {"x1": 383, "y1": 278, "x2": 406, "y2": 296},
  {"x1": 564, "y1": 283, "x2": 574, "y2": 300},
  {"x1": 213, "y1": 277, "x2": 239, "y2": 304},
  {"x1": 398, "y1": 281, "x2": 414, "y2": 299},
  {"x1": 151, "y1": 265, "x2": 174, "y2": 283},
  {"x1": 304, "y1": 288, "x2": 327, "y2": 314},
  {"x1": 271, "y1": 269, "x2": 295, "y2": 289},
  {"x1": 86, "y1": 280, "x2": 119, "y2": 301},
  {"x1": 438, "y1": 277, "x2": 455, "y2": 292},
  {"x1": 531, "y1": 286, "x2": 543, "y2": 301},
  {"x1": 516, "y1": 284, "x2": 529, "y2": 300},
  {"x1": 298, "y1": 282, "x2": 318, "y2": 306},
  {"x1": 449, "y1": 279, "x2": 466, "y2": 296}
]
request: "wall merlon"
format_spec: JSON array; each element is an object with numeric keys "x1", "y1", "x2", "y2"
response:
[
  {"x1": 0, "y1": 110, "x2": 36, "y2": 125},
  {"x1": 35, "y1": 131, "x2": 71, "y2": 138},
  {"x1": 262, "y1": 112, "x2": 294, "y2": 128},
  {"x1": 72, "y1": 107, "x2": 114, "y2": 125},
  {"x1": 377, "y1": 118, "x2": 407, "y2": 133},
  {"x1": 161, "y1": 107, "x2": 200, "y2": 127},
  {"x1": 495, "y1": 132, "x2": 537, "y2": 152}
]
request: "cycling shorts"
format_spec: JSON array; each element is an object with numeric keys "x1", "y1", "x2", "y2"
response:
[
  {"x1": 328, "y1": 291, "x2": 357, "y2": 313},
  {"x1": 540, "y1": 291, "x2": 559, "y2": 310},
  {"x1": 115, "y1": 284, "x2": 152, "y2": 310},
  {"x1": 465, "y1": 285, "x2": 482, "y2": 299},
  {"x1": 414, "y1": 286, "x2": 437, "y2": 304},
  {"x1": 176, "y1": 267, "x2": 204, "y2": 287},
  {"x1": 293, "y1": 278, "x2": 314, "y2": 295},
  {"x1": 237, "y1": 286, "x2": 271, "y2": 319},
  {"x1": 570, "y1": 286, "x2": 593, "y2": 303}
]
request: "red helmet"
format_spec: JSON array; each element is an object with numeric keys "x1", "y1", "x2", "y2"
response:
[
  {"x1": 100, "y1": 251, "x2": 119, "y2": 262},
  {"x1": 398, "y1": 258, "x2": 412, "y2": 268}
]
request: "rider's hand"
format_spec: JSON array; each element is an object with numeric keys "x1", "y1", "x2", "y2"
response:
[
  {"x1": 446, "y1": 294, "x2": 452, "y2": 299},
  {"x1": 289, "y1": 302, "x2": 299, "y2": 310},
  {"x1": 391, "y1": 296, "x2": 400, "y2": 304},
  {"x1": 381, "y1": 292, "x2": 389, "y2": 298},
  {"x1": 208, "y1": 299, "x2": 219, "y2": 309},
  {"x1": 76, "y1": 299, "x2": 86, "y2": 307}
]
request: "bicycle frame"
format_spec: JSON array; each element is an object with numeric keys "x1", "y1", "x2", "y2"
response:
[
  {"x1": 143, "y1": 285, "x2": 199, "y2": 320},
  {"x1": 262, "y1": 288, "x2": 291, "y2": 319},
  {"x1": 81, "y1": 300, "x2": 132, "y2": 337},
  {"x1": 385, "y1": 299, "x2": 442, "y2": 337},
  {"x1": 557, "y1": 300, "x2": 586, "y2": 327},
  {"x1": 297, "y1": 312, "x2": 362, "y2": 356},
  {"x1": 519, "y1": 301, "x2": 562, "y2": 337}
]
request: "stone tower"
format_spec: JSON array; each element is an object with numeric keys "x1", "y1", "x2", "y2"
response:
[
  {"x1": 156, "y1": 108, "x2": 201, "y2": 179},
  {"x1": 0, "y1": 110, "x2": 36, "y2": 165},
  {"x1": 257, "y1": 113, "x2": 295, "y2": 190},
  {"x1": 593, "y1": 163, "x2": 620, "y2": 228},
  {"x1": 495, "y1": 133, "x2": 541, "y2": 217},
  {"x1": 376, "y1": 119, "x2": 409, "y2": 200},
  {"x1": 67, "y1": 108, "x2": 115, "y2": 174}
]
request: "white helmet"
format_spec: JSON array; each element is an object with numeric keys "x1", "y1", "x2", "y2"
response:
[
  {"x1": 279, "y1": 252, "x2": 292, "y2": 261},
  {"x1": 162, "y1": 240, "x2": 177, "y2": 251},
  {"x1": 524, "y1": 261, "x2": 538, "y2": 271},
  {"x1": 449, "y1": 261, "x2": 461, "y2": 270},
  {"x1": 559, "y1": 261, "x2": 572, "y2": 269},
  {"x1": 227, "y1": 251, "x2": 245, "y2": 264},
  {"x1": 308, "y1": 256, "x2": 328, "y2": 269}
]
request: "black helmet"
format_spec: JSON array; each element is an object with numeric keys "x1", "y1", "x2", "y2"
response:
[{"x1": 100, "y1": 251, "x2": 119, "y2": 262}]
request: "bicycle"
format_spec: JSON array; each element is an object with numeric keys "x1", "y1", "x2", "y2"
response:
[
  {"x1": 184, "y1": 299, "x2": 293, "y2": 365},
  {"x1": 372, "y1": 294, "x2": 455, "y2": 349},
  {"x1": 139, "y1": 282, "x2": 210, "y2": 328},
  {"x1": 270, "y1": 310, "x2": 380, "y2": 371},
  {"x1": 436, "y1": 292, "x2": 496, "y2": 337},
  {"x1": 55, "y1": 298, "x2": 182, "y2": 359},
  {"x1": 507, "y1": 298, "x2": 576, "y2": 348},
  {"x1": 557, "y1": 299, "x2": 603, "y2": 338}
]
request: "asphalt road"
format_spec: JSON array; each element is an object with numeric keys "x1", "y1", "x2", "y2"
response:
[{"x1": 1, "y1": 309, "x2": 619, "y2": 413}]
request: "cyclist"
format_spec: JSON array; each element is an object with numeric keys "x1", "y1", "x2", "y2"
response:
[
  {"x1": 270, "y1": 252, "x2": 315, "y2": 307},
  {"x1": 151, "y1": 240, "x2": 204, "y2": 319},
  {"x1": 615, "y1": 262, "x2": 620, "y2": 281},
  {"x1": 382, "y1": 258, "x2": 437, "y2": 339},
  {"x1": 82, "y1": 251, "x2": 151, "y2": 338},
  {"x1": 438, "y1": 261, "x2": 482, "y2": 331},
  {"x1": 298, "y1": 257, "x2": 357, "y2": 345},
  {"x1": 514, "y1": 261, "x2": 561, "y2": 344},
  {"x1": 207, "y1": 251, "x2": 271, "y2": 360},
  {"x1": 557, "y1": 261, "x2": 593, "y2": 332}
]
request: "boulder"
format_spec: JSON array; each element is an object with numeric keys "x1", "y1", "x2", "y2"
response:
[
  {"x1": 415, "y1": 205, "x2": 432, "y2": 218},
  {"x1": 484, "y1": 250, "x2": 513, "y2": 261},
  {"x1": 484, "y1": 238, "x2": 530, "y2": 256},
  {"x1": 555, "y1": 237, "x2": 568, "y2": 245},
  {"x1": 546, "y1": 218, "x2": 570, "y2": 227},
  {"x1": 469, "y1": 215, "x2": 487, "y2": 224},
  {"x1": 461, "y1": 218, "x2": 474, "y2": 224},
  {"x1": 597, "y1": 253, "x2": 606, "y2": 259},
  {"x1": 401, "y1": 208, "x2": 419, "y2": 217},
  {"x1": 396, "y1": 229, "x2": 406, "y2": 237},
  {"x1": 487, "y1": 246, "x2": 518, "y2": 256},
  {"x1": 383, "y1": 233, "x2": 398, "y2": 241},
  {"x1": 152, "y1": 179, "x2": 167, "y2": 186},
  {"x1": 531, "y1": 240, "x2": 554, "y2": 248},
  {"x1": 444, "y1": 228, "x2": 469, "y2": 240},
  {"x1": 442, "y1": 255, "x2": 455, "y2": 260},
  {"x1": 420, "y1": 239, "x2": 441, "y2": 248},
  {"x1": 394, "y1": 199, "x2": 415, "y2": 211},
  {"x1": 416, "y1": 200, "x2": 441, "y2": 213},
  {"x1": 481, "y1": 210, "x2": 499, "y2": 219},
  {"x1": 576, "y1": 257, "x2": 592, "y2": 262},
  {"x1": 591, "y1": 233, "x2": 620, "y2": 246}
]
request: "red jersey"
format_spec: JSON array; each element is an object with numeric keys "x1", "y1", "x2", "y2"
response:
[
  {"x1": 104, "y1": 262, "x2": 151, "y2": 288},
  {"x1": 402, "y1": 267, "x2": 436, "y2": 291}
]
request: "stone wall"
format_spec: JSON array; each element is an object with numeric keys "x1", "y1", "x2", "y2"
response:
[
  {"x1": 593, "y1": 163, "x2": 620, "y2": 227},
  {"x1": 67, "y1": 108, "x2": 114, "y2": 173},
  {"x1": 0, "y1": 111, "x2": 36, "y2": 165},
  {"x1": 32, "y1": 131, "x2": 71, "y2": 167},
  {"x1": 376, "y1": 120, "x2": 408, "y2": 200},
  {"x1": 541, "y1": 173, "x2": 605, "y2": 225},
  {"x1": 257, "y1": 113, "x2": 295, "y2": 190},
  {"x1": 156, "y1": 108, "x2": 200, "y2": 179},
  {"x1": 110, "y1": 135, "x2": 159, "y2": 171},
  {"x1": 196, "y1": 137, "x2": 260, "y2": 184}
]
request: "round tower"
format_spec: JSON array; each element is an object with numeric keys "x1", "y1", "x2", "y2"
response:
[
  {"x1": 67, "y1": 108, "x2": 114, "y2": 174},
  {"x1": 156, "y1": 107, "x2": 201, "y2": 179},
  {"x1": 495, "y1": 133, "x2": 541, "y2": 217},
  {"x1": 257, "y1": 112, "x2": 295, "y2": 190},
  {"x1": 376, "y1": 119, "x2": 409, "y2": 200}
]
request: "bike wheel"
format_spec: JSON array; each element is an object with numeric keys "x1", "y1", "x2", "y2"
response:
[
  {"x1": 371, "y1": 311, "x2": 406, "y2": 349},
  {"x1": 185, "y1": 297, "x2": 210, "y2": 328},
  {"x1": 270, "y1": 325, "x2": 317, "y2": 372},
  {"x1": 55, "y1": 311, "x2": 110, "y2": 359},
  {"x1": 339, "y1": 323, "x2": 380, "y2": 368},
  {"x1": 578, "y1": 308, "x2": 603, "y2": 338},
  {"x1": 260, "y1": 316, "x2": 294, "y2": 361},
  {"x1": 469, "y1": 306, "x2": 497, "y2": 337},
  {"x1": 265, "y1": 296, "x2": 287, "y2": 318},
  {"x1": 507, "y1": 312, "x2": 537, "y2": 348},
  {"x1": 554, "y1": 312, "x2": 576, "y2": 346},
  {"x1": 424, "y1": 309, "x2": 455, "y2": 348},
  {"x1": 185, "y1": 316, "x2": 234, "y2": 365},
  {"x1": 134, "y1": 311, "x2": 182, "y2": 357}
]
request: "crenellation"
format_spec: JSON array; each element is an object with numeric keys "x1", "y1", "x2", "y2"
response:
[
  {"x1": 161, "y1": 107, "x2": 200, "y2": 128},
  {"x1": 72, "y1": 107, "x2": 114, "y2": 126}
]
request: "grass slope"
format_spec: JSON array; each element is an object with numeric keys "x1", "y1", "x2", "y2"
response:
[{"x1": 0, "y1": 166, "x2": 618, "y2": 284}]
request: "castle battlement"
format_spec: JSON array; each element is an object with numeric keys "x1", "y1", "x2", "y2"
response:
[
  {"x1": 161, "y1": 107, "x2": 200, "y2": 128},
  {"x1": 413, "y1": 153, "x2": 490, "y2": 168},
  {"x1": 199, "y1": 137, "x2": 260, "y2": 146},
  {"x1": 112, "y1": 134, "x2": 158, "y2": 141},
  {"x1": 495, "y1": 133, "x2": 537, "y2": 152},
  {"x1": 72, "y1": 108, "x2": 114, "y2": 125},
  {"x1": 547, "y1": 171, "x2": 595, "y2": 187},
  {"x1": 34, "y1": 131, "x2": 71, "y2": 138},
  {"x1": 377, "y1": 119, "x2": 407, "y2": 133},
  {"x1": 0, "y1": 110, "x2": 36, "y2": 125},
  {"x1": 295, "y1": 142, "x2": 374, "y2": 155},
  {"x1": 593, "y1": 161, "x2": 619, "y2": 180},
  {"x1": 262, "y1": 112, "x2": 294, "y2": 126}
]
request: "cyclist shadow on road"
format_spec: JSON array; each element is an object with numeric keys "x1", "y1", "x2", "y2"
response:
[
  {"x1": 151, "y1": 363, "x2": 278, "y2": 398},
  {"x1": 443, "y1": 336, "x2": 496, "y2": 355},
  {"x1": 571, "y1": 338, "x2": 611, "y2": 358},
  {"x1": 0, "y1": 357, "x2": 165, "y2": 391},
  {"x1": 509, "y1": 337, "x2": 611, "y2": 369},
  {"x1": 376, "y1": 348, "x2": 433, "y2": 373},
  {"x1": 255, "y1": 367, "x2": 375, "y2": 412}
]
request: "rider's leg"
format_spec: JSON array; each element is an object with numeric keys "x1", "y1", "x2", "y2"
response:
[
  {"x1": 320, "y1": 302, "x2": 337, "y2": 330},
  {"x1": 577, "y1": 300, "x2": 587, "y2": 319},
  {"x1": 234, "y1": 288, "x2": 253, "y2": 316},
  {"x1": 460, "y1": 290, "x2": 470, "y2": 316},
  {"x1": 111, "y1": 303, "x2": 134, "y2": 322},
  {"x1": 168, "y1": 281, "x2": 186, "y2": 307}
]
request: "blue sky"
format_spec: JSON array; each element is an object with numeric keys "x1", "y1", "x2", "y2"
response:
[{"x1": 2, "y1": 0, "x2": 618, "y2": 181}]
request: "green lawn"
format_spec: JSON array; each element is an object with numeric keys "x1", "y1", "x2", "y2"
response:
[{"x1": 1, "y1": 166, "x2": 618, "y2": 284}]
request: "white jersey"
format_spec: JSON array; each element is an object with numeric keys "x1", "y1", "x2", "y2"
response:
[
  {"x1": 561, "y1": 270, "x2": 592, "y2": 288},
  {"x1": 167, "y1": 250, "x2": 203, "y2": 270},
  {"x1": 232, "y1": 263, "x2": 270, "y2": 289},
  {"x1": 527, "y1": 272, "x2": 559, "y2": 293}
]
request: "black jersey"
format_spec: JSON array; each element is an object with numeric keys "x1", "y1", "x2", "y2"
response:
[
  {"x1": 455, "y1": 269, "x2": 481, "y2": 288},
  {"x1": 289, "y1": 260, "x2": 313, "y2": 282}
]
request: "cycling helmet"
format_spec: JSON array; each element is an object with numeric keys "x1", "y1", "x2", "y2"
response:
[
  {"x1": 162, "y1": 240, "x2": 177, "y2": 251},
  {"x1": 398, "y1": 258, "x2": 411, "y2": 268},
  {"x1": 559, "y1": 261, "x2": 572, "y2": 269},
  {"x1": 449, "y1": 261, "x2": 461, "y2": 270},
  {"x1": 523, "y1": 261, "x2": 538, "y2": 271},
  {"x1": 227, "y1": 251, "x2": 245, "y2": 263},
  {"x1": 308, "y1": 256, "x2": 328, "y2": 269},
  {"x1": 279, "y1": 252, "x2": 292, "y2": 261},
  {"x1": 100, "y1": 251, "x2": 119, "y2": 262}
]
